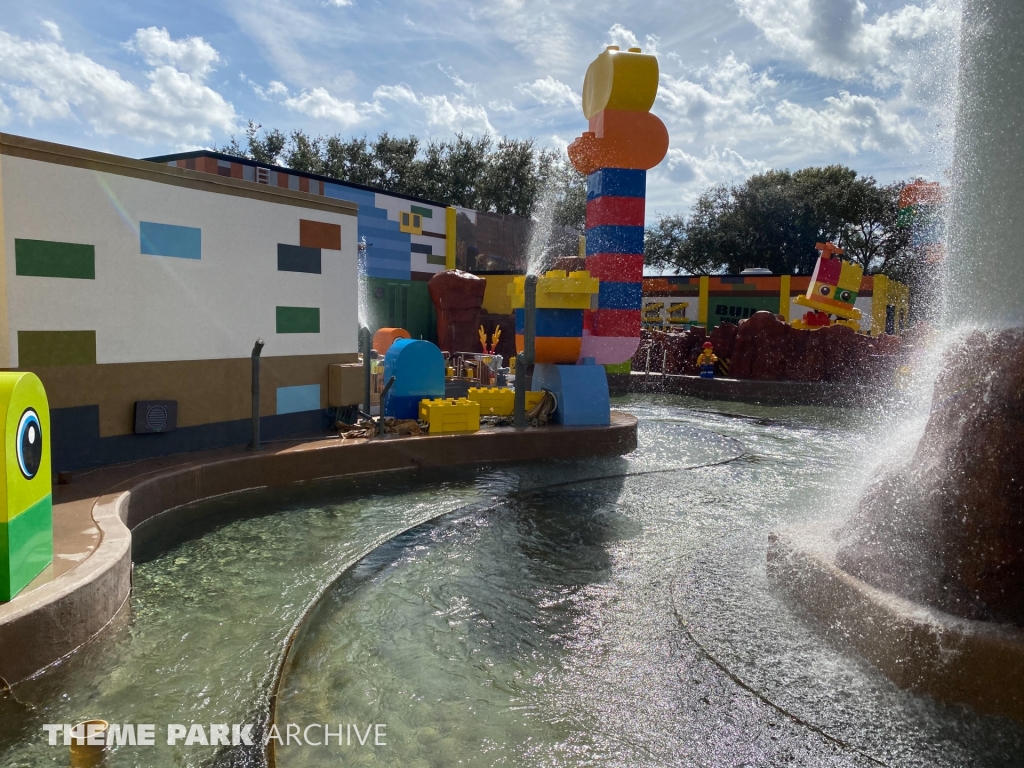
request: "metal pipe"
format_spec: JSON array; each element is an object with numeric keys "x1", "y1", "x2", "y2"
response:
[
  {"x1": 514, "y1": 274, "x2": 538, "y2": 428},
  {"x1": 378, "y1": 376, "x2": 396, "y2": 436},
  {"x1": 359, "y1": 326, "x2": 372, "y2": 417},
  {"x1": 249, "y1": 338, "x2": 264, "y2": 451}
]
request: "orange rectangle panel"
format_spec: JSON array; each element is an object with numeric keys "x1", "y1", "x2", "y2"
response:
[
  {"x1": 300, "y1": 220, "x2": 342, "y2": 250},
  {"x1": 515, "y1": 335, "x2": 582, "y2": 365}
]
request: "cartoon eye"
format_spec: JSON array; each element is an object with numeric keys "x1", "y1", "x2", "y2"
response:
[
  {"x1": 839, "y1": 290, "x2": 852, "y2": 302},
  {"x1": 819, "y1": 285, "x2": 831, "y2": 296},
  {"x1": 16, "y1": 408, "x2": 42, "y2": 480}
]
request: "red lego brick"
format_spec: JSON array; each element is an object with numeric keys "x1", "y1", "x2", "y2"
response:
[
  {"x1": 586, "y1": 253, "x2": 644, "y2": 282},
  {"x1": 586, "y1": 196, "x2": 646, "y2": 228},
  {"x1": 591, "y1": 309, "x2": 641, "y2": 337}
]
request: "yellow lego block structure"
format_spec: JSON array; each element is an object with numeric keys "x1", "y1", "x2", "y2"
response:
[
  {"x1": 582, "y1": 46, "x2": 660, "y2": 118},
  {"x1": 419, "y1": 398, "x2": 480, "y2": 434},
  {"x1": 508, "y1": 270, "x2": 601, "y2": 310},
  {"x1": 468, "y1": 387, "x2": 515, "y2": 416},
  {"x1": 793, "y1": 244, "x2": 864, "y2": 322},
  {"x1": 525, "y1": 391, "x2": 545, "y2": 411},
  {"x1": 0, "y1": 372, "x2": 52, "y2": 601},
  {"x1": 399, "y1": 211, "x2": 423, "y2": 235}
]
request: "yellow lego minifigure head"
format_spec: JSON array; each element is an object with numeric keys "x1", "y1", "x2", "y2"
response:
[
  {"x1": 0, "y1": 372, "x2": 53, "y2": 601},
  {"x1": 802, "y1": 244, "x2": 864, "y2": 319}
]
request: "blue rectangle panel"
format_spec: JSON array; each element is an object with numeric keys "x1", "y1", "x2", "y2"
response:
[
  {"x1": 276, "y1": 384, "x2": 321, "y2": 414},
  {"x1": 366, "y1": 265, "x2": 411, "y2": 280},
  {"x1": 587, "y1": 169, "x2": 647, "y2": 200},
  {"x1": 585, "y1": 225, "x2": 645, "y2": 255},
  {"x1": 515, "y1": 308, "x2": 584, "y2": 337},
  {"x1": 598, "y1": 281, "x2": 643, "y2": 310},
  {"x1": 140, "y1": 222, "x2": 201, "y2": 259}
]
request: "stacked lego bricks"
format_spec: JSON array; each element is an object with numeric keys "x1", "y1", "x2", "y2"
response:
[
  {"x1": 510, "y1": 272, "x2": 599, "y2": 364},
  {"x1": 583, "y1": 169, "x2": 646, "y2": 364}
]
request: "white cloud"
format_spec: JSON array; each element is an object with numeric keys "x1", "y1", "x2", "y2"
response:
[
  {"x1": 0, "y1": 28, "x2": 236, "y2": 144},
  {"x1": 658, "y1": 55, "x2": 777, "y2": 140},
  {"x1": 439, "y1": 65, "x2": 477, "y2": 97},
  {"x1": 488, "y1": 99, "x2": 517, "y2": 114},
  {"x1": 126, "y1": 27, "x2": 220, "y2": 79},
  {"x1": 326, "y1": 0, "x2": 353, "y2": 5},
  {"x1": 662, "y1": 146, "x2": 768, "y2": 192},
  {"x1": 283, "y1": 87, "x2": 366, "y2": 127},
  {"x1": 267, "y1": 80, "x2": 288, "y2": 96},
  {"x1": 40, "y1": 20, "x2": 62, "y2": 42},
  {"x1": 373, "y1": 84, "x2": 496, "y2": 135},
  {"x1": 735, "y1": 0, "x2": 957, "y2": 90},
  {"x1": 468, "y1": 1, "x2": 577, "y2": 70},
  {"x1": 515, "y1": 76, "x2": 580, "y2": 108},
  {"x1": 605, "y1": 23, "x2": 660, "y2": 54},
  {"x1": 776, "y1": 91, "x2": 921, "y2": 153}
]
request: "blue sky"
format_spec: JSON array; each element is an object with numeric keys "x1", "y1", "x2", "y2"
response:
[{"x1": 0, "y1": 0, "x2": 960, "y2": 219}]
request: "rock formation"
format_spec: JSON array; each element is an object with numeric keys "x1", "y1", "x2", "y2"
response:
[
  {"x1": 836, "y1": 329, "x2": 1024, "y2": 626},
  {"x1": 427, "y1": 270, "x2": 487, "y2": 354}
]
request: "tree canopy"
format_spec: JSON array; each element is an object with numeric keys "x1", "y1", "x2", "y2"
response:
[
  {"x1": 219, "y1": 121, "x2": 585, "y2": 229},
  {"x1": 645, "y1": 166, "x2": 914, "y2": 277}
]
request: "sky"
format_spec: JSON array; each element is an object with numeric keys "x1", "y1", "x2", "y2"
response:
[{"x1": 0, "y1": 0, "x2": 962, "y2": 220}]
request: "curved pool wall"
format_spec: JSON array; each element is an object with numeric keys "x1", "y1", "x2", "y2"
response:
[
  {"x1": 270, "y1": 397, "x2": 1024, "y2": 768},
  {"x1": 0, "y1": 417, "x2": 636, "y2": 687}
]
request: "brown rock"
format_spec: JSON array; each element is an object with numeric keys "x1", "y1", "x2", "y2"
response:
[
  {"x1": 428, "y1": 270, "x2": 487, "y2": 353},
  {"x1": 836, "y1": 329, "x2": 1024, "y2": 626}
]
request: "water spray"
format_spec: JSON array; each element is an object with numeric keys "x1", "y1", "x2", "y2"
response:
[{"x1": 514, "y1": 275, "x2": 538, "y2": 428}]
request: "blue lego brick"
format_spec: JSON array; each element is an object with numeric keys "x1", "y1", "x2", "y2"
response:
[
  {"x1": 585, "y1": 225, "x2": 645, "y2": 255},
  {"x1": 360, "y1": 222, "x2": 406, "y2": 239},
  {"x1": 598, "y1": 281, "x2": 643, "y2": 310},
  {"x1": 276, "y1": 384, "x2": 321, "y2": 414},
  {"x1": 515, "y1": 308, "x2": 584, "y2": 337},
  {"x1": 324, "y1": 184, "x2": 376, "y2": 207},
  {"x1": 366, "y1": 266, "x2": 410, "y2": 280},
  {"x1": 586, "y1": 169, "x2": 647, "y2": 201},
  {"x1": 532, "y1": 360, "x2": 610, "y2": 426}
]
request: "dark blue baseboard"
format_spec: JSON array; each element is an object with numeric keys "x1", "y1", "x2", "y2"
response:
[{"x1": 51, "y1": 405, "x2": 331, "y2": 472}]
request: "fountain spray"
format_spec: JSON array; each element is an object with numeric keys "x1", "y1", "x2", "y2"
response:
[{"x1": 514, "y1": 275, "x2": 538, "y2": 428}]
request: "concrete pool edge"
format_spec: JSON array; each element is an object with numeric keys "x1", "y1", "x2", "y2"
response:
[
  {"x1": 767, "y1": 527, "x2": 1024, "y2": 722},
  {"x1": 0, "y1": 414, "x2": 638, "y2": 685},
  {"x1": 609, "y1": 371, "x2": 885, "y2": 406}
]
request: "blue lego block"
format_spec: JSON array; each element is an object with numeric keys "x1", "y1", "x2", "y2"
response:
[
  {"x1": 383, "y1": 338, "x2": 445, "y2": 418},
  {"x1": 598, "y1": 281, "x2": 642, "y2": 310},
  {"x1": 585, "y1": 225, "x2": 645, "y2": 255},
  {"x1": 531, "y1": 359, "x2": 610, "y2": 426},
  {"x1": 515, "y1": 308, "x2": 584, "y2": 337},
  {"x1": 586, "y1": 168, "x2": 647, "y2": 200},
  {"x1": 140, "y1": 222, "x2": 202, "y2": 260}
]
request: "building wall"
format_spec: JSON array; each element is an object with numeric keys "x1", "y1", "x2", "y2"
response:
[
  {"x1": 0, "y1": 134, "x2": 361, "y2": 470},
  {"x1": 643, "y1": 274, "x2": 896, "y2": 335}
]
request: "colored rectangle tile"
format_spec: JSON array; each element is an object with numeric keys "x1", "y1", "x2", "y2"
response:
[
  {"x1": 410, "y1": 205, "x2": 434, "y2": 218},
  {"x1": 18, "y1": 331, "x2": 96, "y2": 366},
  {"x1": 598, "y1": 281, "x2": 643, "y2": 310},
  {"x1": 278, "y1": 244, "x2": 322, "y2": 274},
  {"x1": 585, "y1": 225, "x2": 645, "y2": 255},
  {"x1": 15, "y1": 239, "x2": 95, "y2": 279},
  {"x1": 410, "y1": 243, "x2": 433, "y2": 254},
  {"x1": 586, "y1": 253, "x2": 645, "y2": 282},
  {"x1": 140, "y1": 222, "x2": 201, "y2": 260},
  {"x1": 587, "y1": 168, "x2": 647, "y2": 200},
  {"x1": 276, "y1": 384, "x2": 321, "y2": 414},
  {"x1": 426, "y1": 255, "x2": 447, "y2": 266},
  {"x1": 515, "y1": 308, "x2": 584, "y2": 337},
  {"x1": 300, "y1": 220, "x2": 342, "y2": 250},
  {"x1": 586, "y1": 196, "x2": 646, "y2": 228},
  {"x1": 276, "y1": 306, "x2": 320, "y2": 333}
]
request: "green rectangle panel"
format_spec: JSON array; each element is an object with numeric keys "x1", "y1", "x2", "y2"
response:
[
  {"x1": 410, "y1": 205, "x2": 433, "y2": 218},
  {"x1": 0, "y1": 494, "x2": 53, "y2": 601},
  {"x1": 15, "y1": 239, "x2": 95, "y2": 279},
  {"x1": 276, "y1": 306, "x2": 320, "y2": 333},
  {"x1": 18, "y1": 331, "x2": 97, "y2": 366},
  {"x1": 426, "y1": 255, "x2": 447, "y2": 266}
]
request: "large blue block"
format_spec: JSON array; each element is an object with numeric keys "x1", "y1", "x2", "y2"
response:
[
  {"x1": 383, "y1": 338, "x2": 445, "y2": 417},
  {"x1": 598, "y1": 281, "x2": 643, "y2": 310},
  {"x1": 276, "y1": 384, "x2": 320, "y2": 414},
  {"x1": 587, "y1": 169, "x2": 647, "y2": 200},
  {"x1": 140, "y1": 222, "x2": 202, "y2": 260},
  {"x1": 515, "y1": 308, "x2": 584, "y2": 337},
  {"x1": 532, "y1": 360, "x2": 610, "y2": 426},
  {"x1": 585, "y1": 225, "x2": 645, "y2": 255}
]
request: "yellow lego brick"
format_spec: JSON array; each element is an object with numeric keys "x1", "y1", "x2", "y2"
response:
[
  {"x1": 419, "y1": 398, "x2": 480, "y2": 434},
  {"x1": 582, "y1": 46, "x2": 660, "y2": 119},
  {"x1": 525, "y1": 391, "x2": 545, "y2": 411},
  {"x1": 468, "y1": 387, "x2": 515, "y2": 417},
  {"x1": 508, "y1": 271, "x2": 600, "y2": 310},
  {"x1": 837, "y1": 260, "x2": 864, "y2": 292}
]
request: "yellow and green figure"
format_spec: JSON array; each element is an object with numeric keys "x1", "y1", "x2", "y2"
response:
[
  {"x1": 792, "y1": 242, "x2": 865, "y2": 331},
  {"x1": 0, "y1": 372, "x2": 52, "y2": 601}
]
